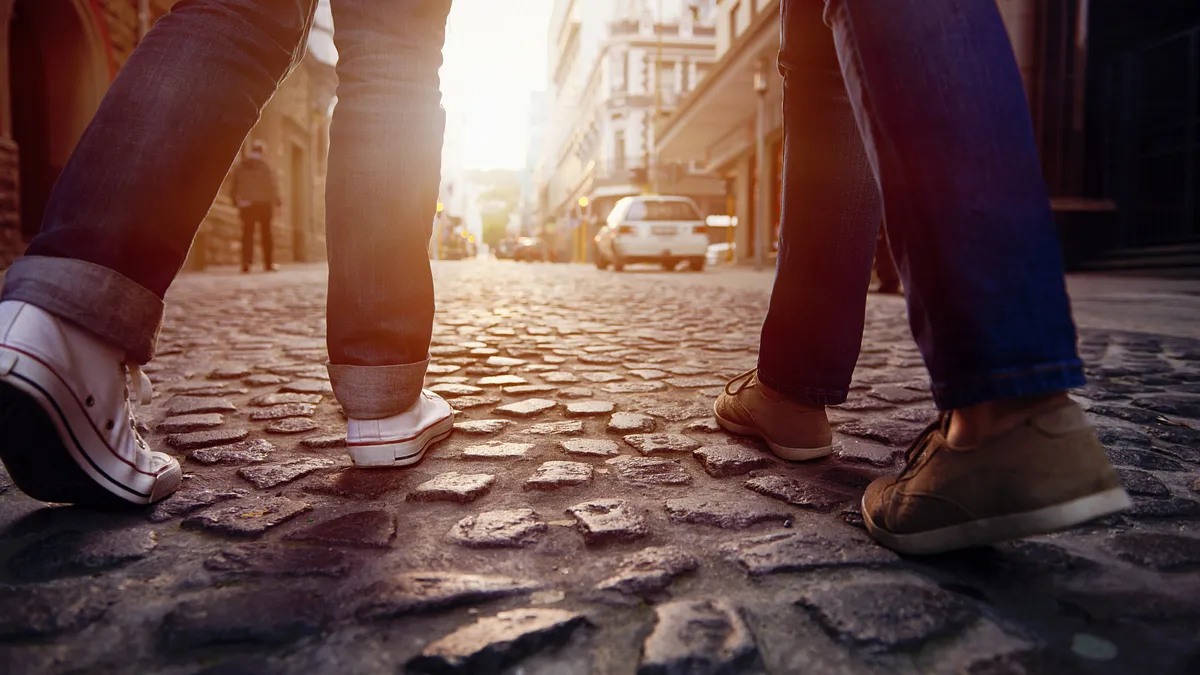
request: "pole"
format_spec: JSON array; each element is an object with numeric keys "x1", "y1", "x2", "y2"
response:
[
  {"x1": 754, "y1": 60, "x2": 768, "y2": 272},
  {"x1": 137, "y1": 0, "x2": 151, "y2": 42},
  {"x1": 651, "y1": 0, "x2": 664, "y2": 194}
]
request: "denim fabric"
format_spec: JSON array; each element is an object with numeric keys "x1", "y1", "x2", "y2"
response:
[
  {"x1": 1, "y1": 0, "x2": 452, "y2": 418},
  {"x1": 757, "y1": 0, "x2": 1084, "y2": 411}
]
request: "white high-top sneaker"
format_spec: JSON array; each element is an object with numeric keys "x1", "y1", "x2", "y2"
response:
[
  {"x1": 345, "y1": 390, "x2": 454, "y2": 467},
  {"x1": 0, "y1": 301, "x2": 181, "y2": 506}
]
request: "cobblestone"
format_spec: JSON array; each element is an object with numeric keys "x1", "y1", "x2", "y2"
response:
[
  {"x1": 237, "y1": 457, "x2": 334, "y2": 488},
  {"x1": 560, "y1": 438, "x2": 621, "y2": 457},
  {"x1": 639, "y1": 599, "x2": 760, "y2": 674},
  {"x1": 408, "y1": 472, "x2": 496, "y2": 502},
  {"x1": 564, "y1": 400, "x2": 615, "y2": 417},
  {"x1": 623, "y1": 433, "x2": 702, "y2": 455},
  {"x1": 2, "y1": 263, "x2": 1193, "y2": 673},
  {"x1": 168, "y1": 427, "x2": 250, "y2": 450},
  {"x1": 265, "y1": 417, "x2": 321, "y2": 434},
  {"x1": 494, "y1": 398, "x2": 557, "y2": 418},
  {"x1": 356, "y1": 572, "x2": 541, "y2": 620},
  {"x1": 607, "y1": 455, "x2": 692, "y2": 486},
  {"x1": 595, "y1": 545, "x2": 699, "y2": 595},
  {"x1": 524, "y1": 460, "x2": 593, "y2": 490},
  {"x1": 693, "y1": 444, "x2": 772, "y2": 477},
  {"x1": 182, "y1": 496, "x2": 311, "y2": 537},
  {"x1": 8, "y1": 529, "x2": 157, "y2": 582},
  {"x1": 0, "y1": 583, "x2": 111, "y2": 640},
  {"x1": 407, "y1": 608, "x2": 587, "y2": 674},
  {"x1": 795, "y1": 580, "x2": 979, "y2": 653},
  {"x1": 248, "y1": 402, "x2": 316, "y2": 420},
  {"x1": 449, "y1": 508, "x2": 547, "y2": 548},
  {"x1": 188, "y1": 438, "x2": 275, "y2": 465},
  {"x1": 285, "y1": 509, "x2": 396, "y2": 548},
  {"x1": 743, "y1": 475, "x2": 851, "y2": 510},
  {"x1": 158, "y1": 413, "x2": 225, "y2": 433},
  {"x1": 664, "y1": 497, "x2": 792, "y2": 529},
  {"x1": 462, "y1": 441, "x2": 535, "y2": 459},
  {"x1": 567, "y1": 499, "x2": 650, "y2": 543},
  {"x1": 607, "y1": 412, "x2": 657, "y2": 432}
]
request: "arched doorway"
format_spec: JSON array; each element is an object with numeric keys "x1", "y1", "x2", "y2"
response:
[{"x1": 8, "y1": 0, "x2": 108, "y2": 236}]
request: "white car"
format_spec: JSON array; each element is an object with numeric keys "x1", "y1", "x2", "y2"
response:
[{"x1": 594, "y1": 196, "x2": 709, "y2": 272}]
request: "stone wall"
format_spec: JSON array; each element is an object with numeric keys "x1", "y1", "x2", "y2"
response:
[{"x1": 0, "y1": 137, "x2": 23, "y2": 268}]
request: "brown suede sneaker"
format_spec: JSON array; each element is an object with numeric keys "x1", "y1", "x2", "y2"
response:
[
  {"x1": 713, "y1": 369, "x2": 834, "y2": 461},
  {"x1": 862, "y1": 401, "x2": 1130, "y2": 555}
]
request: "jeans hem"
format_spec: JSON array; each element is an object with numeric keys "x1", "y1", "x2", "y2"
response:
[
  {"x1": 0, "y1": 256, "x2": 163, "y2": 363},
  {"x1": 931, "y1": 359, "x2": 1085, "y2": 410},
  {"x1": 328, "y1": 359, "x2": 429, "y2": 419},
  {"x1": 755, "y1": 368, "x2": 849, "y2": 407}
]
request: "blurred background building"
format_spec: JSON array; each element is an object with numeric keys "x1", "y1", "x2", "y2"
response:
[
  {"x1": 534, "y1": 0, "x2": 724, "y2": 261},
  {"x1": 655, "y1": 0, "x2": 1200, "y2": 273},
  {"x1": 0, "y1": 0, "x2": 336, "y2": 269}
]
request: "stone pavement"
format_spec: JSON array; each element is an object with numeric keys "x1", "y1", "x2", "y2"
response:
[{"x1": 1, "y1": 260, "x2": 1198, "y2": 675}]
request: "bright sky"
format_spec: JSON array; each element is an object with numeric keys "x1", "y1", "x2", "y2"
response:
[
  {"x1": 441, "y1": 0, "x2": 554, "y2": 170},
  {"x1": 311, "y1": 0, "x2": 553, "y2": 171}
]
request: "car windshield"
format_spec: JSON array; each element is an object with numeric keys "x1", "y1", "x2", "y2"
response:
[{"x1": 626, "y1": 200, "x2": 701, "y2": 222}]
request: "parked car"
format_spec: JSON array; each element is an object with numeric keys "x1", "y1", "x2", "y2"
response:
[
  {"x1": 594, "y1": 196, "x2": 708, "y2": 272},
  {"x1": 513, "y1": 237, "x2": 548, "y2": 262}
]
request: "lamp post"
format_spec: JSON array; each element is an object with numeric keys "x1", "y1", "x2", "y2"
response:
[
  {"x1": 753, "y1": 60, "x2": 769, "y2": 272},
  {"x1": 576, "y1": 196, "x2": 590, "y2": 263}
]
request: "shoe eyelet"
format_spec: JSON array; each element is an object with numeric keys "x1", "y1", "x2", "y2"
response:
[
  {"x1": 86, "y1": 396, "x2": 95, "y2": 407},
  {"x1": 105, "y1": 420, "x2": 115, "y2": 431}
]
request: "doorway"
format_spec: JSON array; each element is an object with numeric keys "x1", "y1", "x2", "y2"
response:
[
  {"x1": 290, "y1": 143, "x2": 307, "y2": 262},
  {"x1": 8, "y1": 0, "x2": 108, "y2": 236}
]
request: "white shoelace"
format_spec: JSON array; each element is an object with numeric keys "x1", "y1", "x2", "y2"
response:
[{"x1": 124, "y1": 363, "x2": 154, "y2": 405}]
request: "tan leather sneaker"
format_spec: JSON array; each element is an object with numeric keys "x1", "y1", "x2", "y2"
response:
[
  {"x1": 713, "y1": 369, "x2": 834, "y2": 461},
  {"x1": 862, "y1": 401, "x2": 1131, "y2": 555}
]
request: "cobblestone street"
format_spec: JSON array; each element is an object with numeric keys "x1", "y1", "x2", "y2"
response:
[{"x1": 1, "y1": 260, "x2": 1198, "y2": 674}]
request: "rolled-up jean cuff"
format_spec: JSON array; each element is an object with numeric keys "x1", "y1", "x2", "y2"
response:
[
  {"x1": 0, "y1": 256, "x2": 164, "y2": 364},
  {"x1": 931, "y1": 360, "x2": 1086, "y2": 411},
  {"x1": 755, "y1": 368, "x2": 850, "y2": 407},
  {"x1": 328, "y1": 359, "x2": 429, "y2": 419}
]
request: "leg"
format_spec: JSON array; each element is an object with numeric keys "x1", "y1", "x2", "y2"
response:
[
  {"x1": 260, "y1": 205, "x2": 275, "y2": 270},
  {"x1": 241, "y1": 208, "x2": 256, "y2": 272},
  {"x1": 714, "y1": 0, "x2": 880, "y2": 460},
  {"x1": 325, "y1": 0, "x2": 455, "y2": 466},
  {"x1": 756, "y1": 0, "x2": 882, "y2": 405},
  {"x1": 822, "y1": 0, "x2": 1128, "y2": 553},
  {"x1": 825, "y1": 0, "x2": 1081, "y2": 410},
  {"x1": 0, "y1": 0, "x2": 316, "y2": 507},
  {"x1": 3, "y1": 0, "x2": 317, "y2": 363}
]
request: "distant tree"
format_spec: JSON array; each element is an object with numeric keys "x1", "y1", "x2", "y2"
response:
[{"x1": 476, "y1": 179, "x2": 522, "y2": 249}]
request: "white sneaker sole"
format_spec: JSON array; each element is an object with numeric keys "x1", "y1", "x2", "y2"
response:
[
  {"x1": 862, "y1": 486, "x2": 1133, "y2": 555},
  {"x1": 346, "y1": 413, "x2": 455, "y2": 468},
  {"x1": 0, "y1": 346, "x2": 181, "y2": 505},
  {"x1": 713, "y1": 400, "x2": 834, "y2": 461}
]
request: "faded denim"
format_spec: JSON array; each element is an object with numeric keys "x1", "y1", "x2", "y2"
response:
[
  {"x1": 757, "y1": 0, "x2": 1084, "y2": 411},
  {"x1": 2, "y1": 0, "x2": 452, "y2": 418}
]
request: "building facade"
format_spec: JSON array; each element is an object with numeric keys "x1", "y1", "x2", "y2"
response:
[
  {"x1": 536, "y1": 0, "x2": 724, "y2": 260},
  {"x1": 659, "y1": 0, "x2": 1200, "y2": 272},
  {"x1": 1, "y1": 0, "x2": 336, "y2": 270}
]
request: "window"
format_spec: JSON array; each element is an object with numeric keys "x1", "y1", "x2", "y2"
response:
[
  {"x1": 613, "y1": 130, "x2": 626, "y2": 171},
  {"x1": 658, "y1": 61, "x2": 678, "y2": 94},
  {"x1": 626, "y1": 200, "x2": 702, "y2": 222}
]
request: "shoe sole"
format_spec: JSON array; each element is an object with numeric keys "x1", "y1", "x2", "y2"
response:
[
  {"x1": 862, "y1": 486, "x2": 1133, "y2": 556},
  {"x1": 712, "y1": 400, "x2": 834, "y2": 461},
  {"x1": 347, "y1": 414, "x2": 455, "y2": 468},
  {"x1": 0, "y1": 350, "x2": 180, "y2": 507}
]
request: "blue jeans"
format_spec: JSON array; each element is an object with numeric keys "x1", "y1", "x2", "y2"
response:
[
  {"x1": 757, "y1": 0, "x2": 1084, "y2": 410},
  {"x1": 1, "y1": 0, "x2": 451, "y2": 418}
]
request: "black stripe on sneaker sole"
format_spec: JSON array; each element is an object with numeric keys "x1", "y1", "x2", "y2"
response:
[{"x1": 0, "y1": 377, "x2": 148, "y2": 506}]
